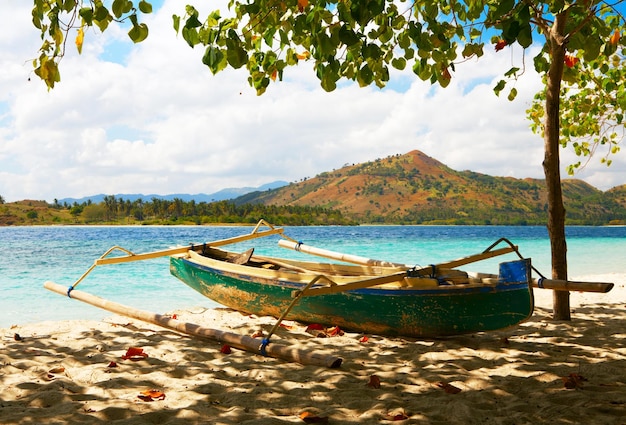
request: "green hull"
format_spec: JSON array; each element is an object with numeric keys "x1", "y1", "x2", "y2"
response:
[{"x1": 170, "y1": 256, "x2": 534, "y2": 337}]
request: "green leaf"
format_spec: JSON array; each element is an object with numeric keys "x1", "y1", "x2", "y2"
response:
[
  {"x1": 128, "y1": 23, "x2": 149, "y2": 43},
  {"x1": 62, "y1": 0, "x2": 76, "y2": 13},
  {"x1": 367, "y1": 0, "x2": 385, "y2": 17},
  {"x1": 583, "y1": 37, "x2": 602, "y2": 61},
  {"x1": 339, "y1": 25, "x2": 360, "y2": 47},
  {"x1": 182, "y1": 26, "x2": 199, "y2": 47},
  {"x1": 112, "y1": 0, "x2": 124, "y2": 18},
  {"x1": 172, "y1": 14, "x2": 180, "y2": 33},
  {"x1": 263, "y1": 28, "x2": 276, "y2": 48},
  {"x1": 391, "y1": 57, "x2": 406, "y2": 70},
  {"x1": 362, "y1": 43, "x2": 382, "y2": 60},
  {"x1": 319, "y1": 65, "x2": 338, "y2": 92},
  {"x1": 79, "y1": 7, "x2": 93, "y2": 25},
  {"x1": 494, "y1": 0, "x2": 515, "y2": 16},
  {"x1": 502, "y1": 20, "x2": 520, "y2": 43},
  {"x1": 508, "y1": 87, "x2": 518, "y2": 101},
  {"x1": 412, "y1": 59, "x2": 431, "y2": 81},
  {"x1": 185, "y1": 14, "x2": 203, "y2": 29},
  {"x1": 504, "y1": 67, "x2": 520, "y2": 77},
  {"x1": 139, "y1": 1, "x2": 152, "y2": 14},
  {"x1": 493, "y1": 79, "x2": 506, "y2": 96},
  {"x1": 517, "y1": 24, "x2": 532, "y2": 48},
  {"x1": 226, "y1": 43, "x2": 248, "y2": 69},
  {"x1": 202, "y1": 46, "x2": 225, "y2": 74},
  {"x1": 94, "y1": 4, "x2": 109, "y2": 22}
]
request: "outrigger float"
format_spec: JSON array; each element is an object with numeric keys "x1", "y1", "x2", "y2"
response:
[{"x1": 45, "y1": 220, "x2": 614, "y2": 367}]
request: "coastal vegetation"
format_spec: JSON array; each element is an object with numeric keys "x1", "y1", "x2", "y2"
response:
[{"x1": 0, "y1": 199, "x2": 355, "y2": 226}]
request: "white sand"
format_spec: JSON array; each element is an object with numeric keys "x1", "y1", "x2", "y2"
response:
[{"x1": 1, "y1": 276, "x2": 625, "y2": 424}]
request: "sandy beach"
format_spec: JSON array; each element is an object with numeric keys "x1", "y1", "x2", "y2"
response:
[{"x1": 2, "y1": 277, "x2": 625, "y2": 425}]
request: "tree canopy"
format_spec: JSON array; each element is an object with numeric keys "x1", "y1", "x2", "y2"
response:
[{"x1": 32, "y1": 1, "x2": 624, "y2": 167}]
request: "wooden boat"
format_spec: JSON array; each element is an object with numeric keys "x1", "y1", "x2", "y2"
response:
[{"x1": 169, "y1": 238, "x2": 537, "y2": 337}]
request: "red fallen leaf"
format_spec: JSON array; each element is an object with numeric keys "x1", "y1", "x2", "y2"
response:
[
  {"x1": 121, "y1": 347, "x2": 148, "y2": 360},
  {"x1": 279, "y1": 323, "x2": 293, "y2": 330},
  {"x1": 299, "y1": 411, "x2": 328, "y2": 424},
  {"x1": 360, "y1": 336, "x2": 369, "y2": 343},
  {"x1": 564, "y1": 54, "x2": 579, "y2": 68},
  {"x1": 327, "y1": 326, "x2": 344, "y2": 337},
  {"x1": 436, "y1": 382, "x2": 462, "y2": 394},
  {"x1": 251, "y1": 330, "x2": 264, "y2": 338},
  {"x1": 171, "y1": 314, "x2": 178, "y2": 320},
  {"x1": 220, "y1": 344, "x2": 232, "y2": 354},
  {"x1": 495, "y1": 39, "x2": 507, "y2": 51},
  {"x1": 107, "y1": 361, "x2": 118, "y2": 368},
  {"x1": 385, "y1": 412, "x2": 409, "y2": 421},
  {"x1": 562, "y1": 373, "x2": 587, "y2": 389},
  {"x1": 306, "y1": 324, "x2": 324, "y2": 331},
  {"x1": 305, "y1": 324, "x2": 327, "y2": 337},
  {"x1": 138, "y1": 389, "x2": 166, "y2": 402},
  {"x1": 367, "y1": 375, "x2": 381, "y2": 389}
]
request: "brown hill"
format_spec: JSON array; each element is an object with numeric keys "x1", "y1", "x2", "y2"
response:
[
  {"x1": 0, "y1": 199, "x2": 74, "y2": 225},
  {"x1": 235, "y1": 150, "x2": 626, "y2": 225}
]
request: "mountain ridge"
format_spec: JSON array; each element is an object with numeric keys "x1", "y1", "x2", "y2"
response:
[
  {"x1": 232, "y1": 150, "x2": 626, "y2": 225},
  {"x1": 55, "y1": 181, "x2": 288, "y2": 205}
]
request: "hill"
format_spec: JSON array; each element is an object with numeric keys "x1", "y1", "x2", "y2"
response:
[{"x1": 234, "y1": 150, "x2": 626, "y2": 225}]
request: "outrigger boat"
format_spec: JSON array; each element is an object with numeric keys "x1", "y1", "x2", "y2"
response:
[
  {"x1": 44, "y1": 220, "x2": 614, "y2": 365},
  {"x1": 165, "y1": 221, "x2": 610, "y2": 337}
]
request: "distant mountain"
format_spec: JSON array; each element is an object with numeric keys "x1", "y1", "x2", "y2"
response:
[
  {"x1": 233, "y1": 150, "x2": 626, "y2": 225},
  {"x1": 57, "y1": 181, "x2": 288, "y2": 205}
]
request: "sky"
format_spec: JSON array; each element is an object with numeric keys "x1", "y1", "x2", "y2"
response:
[{"x1": 1, "y1": 1, "x2": 624, "y2": 203}]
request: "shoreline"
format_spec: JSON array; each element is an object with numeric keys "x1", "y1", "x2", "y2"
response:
[{"x1": 2, "y1": 283, "x2": 625, "y2": 424}]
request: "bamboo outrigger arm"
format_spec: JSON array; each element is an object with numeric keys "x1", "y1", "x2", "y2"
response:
[
  {"x1": 279, "y1": 239, "x2": 615, "y2": 294},
  {"x1": 532, "y1": 278, "x2": 613, "y2": 293},
  {"x1": 70, "y1": 221, "x2": 287, "y2": 290},
  {"x1": 277, "y1": 239, "x2": 518, "y2": 270},
  {"x1": 44, "y1": 281, "x2": 342, "y2": 368}
]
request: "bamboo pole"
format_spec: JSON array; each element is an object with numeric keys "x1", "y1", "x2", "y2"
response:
[
  {"x1": 295, "y1": 271, "x2": 409, "y2": 296},
  {"x1": 532, "y1": 278, "x2": 613, "y2": 293},
  {"x1": 96, "y1": 227, "x2": 285, "y2": 266},
  {"x1": 278, "y1": 240, "x2": 409, "y2": 267},
  {"x1": 278, "y1": 240, "x2": 516, "y2": 270},
  {"x1": 44, "y1": 281, "x2": 342, "y2": 368}
]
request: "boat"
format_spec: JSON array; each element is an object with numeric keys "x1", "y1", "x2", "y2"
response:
[{"x1": 168, "y1": 225, "x2": 537, "y2": 337}]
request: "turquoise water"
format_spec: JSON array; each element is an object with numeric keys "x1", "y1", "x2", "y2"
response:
[{"x1": 1, "y1": 225, "x2": 625, "y2": 328}]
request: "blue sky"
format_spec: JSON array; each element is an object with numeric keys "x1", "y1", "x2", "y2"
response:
[{"x1": 0, "y1": 0, "x2": 624, "y2": 203}]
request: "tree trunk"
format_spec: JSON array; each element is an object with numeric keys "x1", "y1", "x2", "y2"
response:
[{"x1": 544, "y1": 13, "x2": 571, "y2": 321}]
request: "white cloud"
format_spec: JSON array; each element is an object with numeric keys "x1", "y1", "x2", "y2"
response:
[{"x1": 0, "y1": 0, "x2": 624, "y2": 203}]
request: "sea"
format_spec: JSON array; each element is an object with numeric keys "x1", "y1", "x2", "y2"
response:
[{"x1": 1, "y1": 225, "x2": 625, "y2": 329}]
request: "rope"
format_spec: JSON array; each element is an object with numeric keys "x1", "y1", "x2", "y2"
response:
[
  {"x1": 483, "y1": 237, "x2": 546, "y2": 280},
  {"x1": 262, "y1": 275, "x2": 326, "y2": 350}
]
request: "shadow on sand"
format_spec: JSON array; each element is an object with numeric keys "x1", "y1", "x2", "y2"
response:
[{"x1": 1, "y1": 304, "x2": 625, "y2": 424}]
